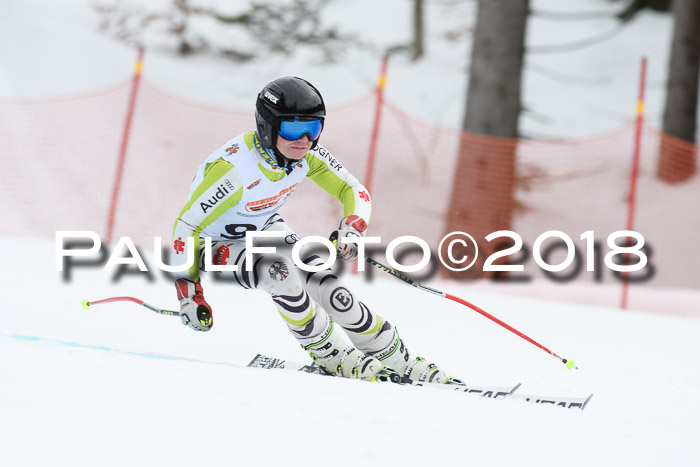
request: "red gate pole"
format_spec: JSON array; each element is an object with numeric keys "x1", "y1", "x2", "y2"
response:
[
  {"x1": 105, "y1": 47, "x2": 144, "y2": 245},
  {"x1": 353, "y1": 55, "x2": 388, "y2": 275},
  {"x1": 621, "y1": 57, "x2": 647, "y2": 310},
  {"x1": 364, "y1": 54, "x2": 389, "y2": 194}
]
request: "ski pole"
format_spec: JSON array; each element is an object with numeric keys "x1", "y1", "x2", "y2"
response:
[
  {"x1": 81, "y1": 296, "x2": 181, "y2": 317},
  {"x1": 365, "y1": 256, "x2": 578, "y2": 370}
]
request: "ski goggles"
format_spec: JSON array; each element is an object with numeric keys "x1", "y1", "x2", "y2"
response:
[{"x1": 278, "y1": 117, "x2": 323, "y2": 141}]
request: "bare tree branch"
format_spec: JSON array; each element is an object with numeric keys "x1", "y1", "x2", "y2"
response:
[
  {"x1": 93, "y1": 0, "x2": 359, "y2": 62},
  {"x1": 529, "y1": 9, "x2": 617, "y2": 21},
  {"x1": 525, "y1": 62, "x2": 612, "y2": 87},
  {"x1": 528, "y1": 24, "x2": 627, "y2": 54}
]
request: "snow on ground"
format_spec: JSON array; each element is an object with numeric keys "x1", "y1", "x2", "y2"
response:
[{"x1": 2, "y1": 237, "x2": 700, "y2": 466}]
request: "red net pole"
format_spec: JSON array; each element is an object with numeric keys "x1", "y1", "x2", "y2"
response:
[
  {"x1": 105, "y1": 47, "x2": 144, "y2": 245},
  {"x1": 364, "y1": 54, "x2": 389, "y2": 194},
  {"x1": 354, "y1": 55, "x2": 389, "y2": 275},
  {"x1": 621, "y1": 57, "x2": 647, "y2": 310}
]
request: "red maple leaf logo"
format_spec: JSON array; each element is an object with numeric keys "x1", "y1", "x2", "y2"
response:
[
  {"x1": 359, "y1": 190, "x2": 371, "y2": 202},
  {"x1": 173, "y1": 237, "x2": 185, "y2": 254}
]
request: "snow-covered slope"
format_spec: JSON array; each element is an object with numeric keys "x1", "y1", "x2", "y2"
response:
[{"x1": 2, "y1": 237, "x2": 700, "y2": 466}]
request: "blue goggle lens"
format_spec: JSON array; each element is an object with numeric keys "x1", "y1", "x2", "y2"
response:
[{"x1": 279, "y1": 118, "x2": 323, "y2": 141}]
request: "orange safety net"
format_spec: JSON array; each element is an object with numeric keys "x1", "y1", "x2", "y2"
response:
[
  {"x1": 1, "y1": 78, "x2": 698, "y2": 304},
  {"x1": 0, "y1": 83, "x2": 131, "y2": 237}
]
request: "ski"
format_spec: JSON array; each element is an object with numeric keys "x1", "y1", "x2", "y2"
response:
[
  {"x1": 248, "y1": 353, "x2": 323, "y2": 375},
  {"x1": 248, "y1": 353, "x2": 592, "y2": 409},
  {"x1": 511, "y1": 393, "x2": 594, "y2": 410},
  {"x1": 247, "y1": 353, "x2": 519, "y2": 400}
]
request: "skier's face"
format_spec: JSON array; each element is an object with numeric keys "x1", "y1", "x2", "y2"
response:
[{"x1": 276, "y1": 134, "x2": 312, "y2": 160}]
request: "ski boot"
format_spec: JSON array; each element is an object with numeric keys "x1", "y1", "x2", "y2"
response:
[
  {"x1": 302, "y1": 317, "x2": 402, "y2": 384},
  {"x1": 368, "y1": 329, "x2": 463, "y2": 385}
]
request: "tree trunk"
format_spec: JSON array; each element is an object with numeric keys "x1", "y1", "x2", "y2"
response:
[
  {"x1": 442, "y1": 0, "x2": 528, "y2": 278},
  {"x1": 658, "y1": 0, "x2": 700, "y2": 182},
  {"x1": 462, "y1": 0, "x2": 527, "y2": 137},
  {"x1": 412, "y1": 0, "x2": 424, "y2": 61}
]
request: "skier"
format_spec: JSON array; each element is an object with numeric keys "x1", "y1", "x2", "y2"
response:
[{"x1": 171, "y1": 76, "x2": 458, "y2": 384}]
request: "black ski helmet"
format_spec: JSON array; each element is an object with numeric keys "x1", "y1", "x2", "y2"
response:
[{"x1": 255, "y1": 76, "x2": 326, "y2": 151}]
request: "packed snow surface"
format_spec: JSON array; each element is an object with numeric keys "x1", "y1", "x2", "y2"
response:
[{"x1": 2, "y1": 238, "x2": 699, "y2": 466}]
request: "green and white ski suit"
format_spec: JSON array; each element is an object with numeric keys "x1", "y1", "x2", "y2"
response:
[{"x1": 171, "y1": 131, "x2": 394, "y2": 352}]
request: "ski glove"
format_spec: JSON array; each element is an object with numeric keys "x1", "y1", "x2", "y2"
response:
[
  {"x1": 175, "y1": 278, "x2": 213, "y2": 331},
  {"x1": 331, "y1": 215, "x2": 368, "y2": 262}
]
